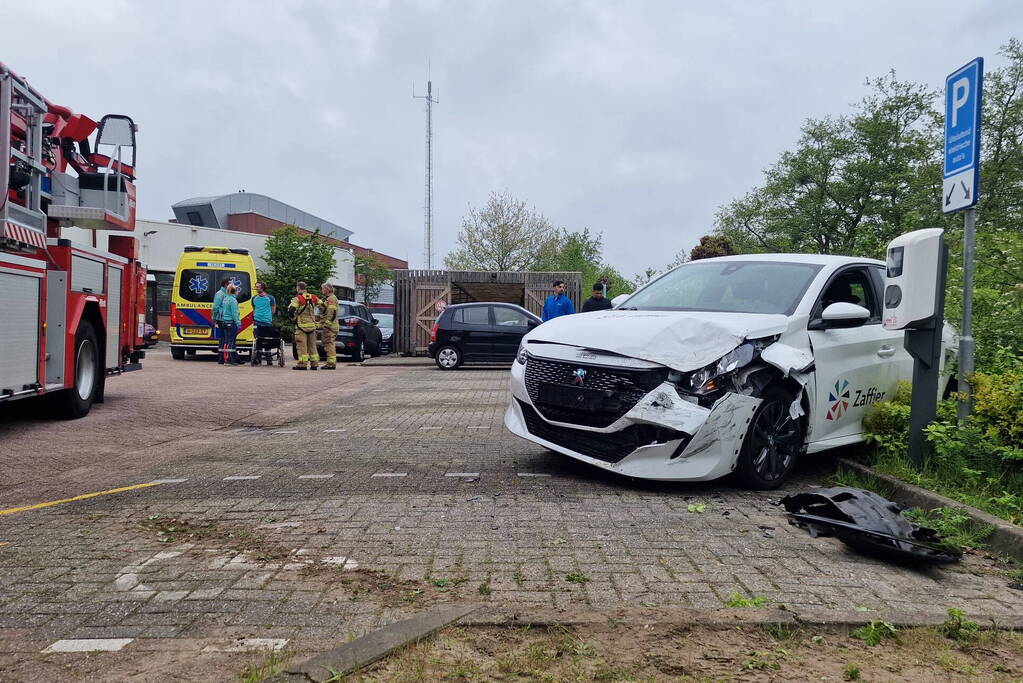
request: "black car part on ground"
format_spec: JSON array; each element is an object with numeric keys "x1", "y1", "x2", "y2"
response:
[{"x1": 781, "y1": 487, "x2": 961, "y2": 564}]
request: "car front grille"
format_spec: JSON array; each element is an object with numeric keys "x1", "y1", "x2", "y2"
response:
[
  {"x1": 524, "y1": 355, "x2": 668, "y2": 428},
  {"x1": 518, "y1": 400, "x2": 687, "y2": 464}
]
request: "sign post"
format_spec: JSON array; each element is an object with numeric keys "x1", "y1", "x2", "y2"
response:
[{"x1": 942, "y1": 57, "x2": 983, "y2": 420}]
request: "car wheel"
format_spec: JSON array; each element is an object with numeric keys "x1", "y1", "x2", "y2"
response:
[
  {"x1": 351, "y1": 339, "x2": 364, "y2": 362},
  {"x1": 171, "y1": 346, "x2": 185, "y2": 360},
  {"x1": 435, "y1": 345, "x2": 462, "y2": 370},
  {"x1": 59, "y1": 321, "x2": 101, "y2": 419},
  {"x1": 734, "y1": 386, "x2": 803, "y2": 490}
]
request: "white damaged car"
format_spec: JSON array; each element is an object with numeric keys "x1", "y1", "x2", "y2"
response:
[{"x1": 505, "y1": 254, "x2": 955, "y2": 489}]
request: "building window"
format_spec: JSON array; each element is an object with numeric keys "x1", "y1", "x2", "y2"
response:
[
  {"x1": 155, "y1": 272, "x2": 175, "y2": 314},
  {"x1": 186, "y1": 211, "x2": 203, "y2": 226}
]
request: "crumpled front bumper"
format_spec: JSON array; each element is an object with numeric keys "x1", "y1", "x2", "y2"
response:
[{"x1": 504, "y1": 358, "x2": 761, "y2": 481}]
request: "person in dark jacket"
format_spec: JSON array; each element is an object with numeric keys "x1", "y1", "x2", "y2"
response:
[{"x1": 582, "y1": 282, "x2": 613, "y2": 312}]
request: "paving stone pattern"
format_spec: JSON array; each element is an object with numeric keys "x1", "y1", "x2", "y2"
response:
[{"x1": 2, "y1": 361, "x2": 1022, "y2": 657}]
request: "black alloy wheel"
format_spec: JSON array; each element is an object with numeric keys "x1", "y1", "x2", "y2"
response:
[{"x1": 735, "y1": 387, "x2": 803, "y2": 490}]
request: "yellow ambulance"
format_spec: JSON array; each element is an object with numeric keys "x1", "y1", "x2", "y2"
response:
[{"x1": 169, "y1": 246, "x2": 257, "y2": 359}]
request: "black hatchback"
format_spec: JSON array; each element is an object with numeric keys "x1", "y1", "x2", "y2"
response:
[{"x1": 428, "y1": 303, "x2": 540, "y2": 370}]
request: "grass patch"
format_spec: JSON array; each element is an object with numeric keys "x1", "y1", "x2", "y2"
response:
[
  {"x1": 354, "y1": 622, "x2": 1023, "y2": 681},
  {"x1": 238, "y1": 648, "x2": 292, "y2": 682},
  {"x1": 903, "y1": 507, "x2": 994, "y2": 550},
  {"x1": 724, "y1": 593, "x2": 769, "y2": 608}
]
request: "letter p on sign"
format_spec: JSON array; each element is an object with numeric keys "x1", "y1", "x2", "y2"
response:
[{"x1": 951, "y1": 78, "x2": 970, "y2": 127}]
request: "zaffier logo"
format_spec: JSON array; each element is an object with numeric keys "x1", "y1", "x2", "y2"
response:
[
  {"x1": 827, "y1": 380, "x2": 887, "y2": 420},
  {"x1": 573, "y1": 368, "x2": 587, "y2": 385},
  {"x1": 826, "y1": 380, "x2": 850, "y2": 421}
]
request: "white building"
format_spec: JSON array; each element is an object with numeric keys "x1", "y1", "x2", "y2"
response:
[{"x1": 61, "y1": 218, "x2": 355, "y2": 339}]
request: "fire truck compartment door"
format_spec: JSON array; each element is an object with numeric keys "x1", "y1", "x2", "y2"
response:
[
  {"x1": 106, "y1": 265, "x2": 122, "y2": 369},
  {"x1": 0, "y1": 268, "x2": 43, "y2": 395},
  {"x1": 46, "y1": 272, "x2": 67, "y2": 386}
]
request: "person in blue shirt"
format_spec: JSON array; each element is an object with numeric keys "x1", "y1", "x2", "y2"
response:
[
  {"x1": 541, "y1": 280, "x2": 575, "y2": 322},
  {"x1": 220, "y1": 284, "x2": 243, "y2": 365},
  {"x1": 252, "y1": 281, "x2": 278, "y2": 365},
  {"x1": 252, "y1": 281, "x2": 277, "y2": 327},
  {"x1": 212, "y1": 277, "x2": 231, "y2": 364}
]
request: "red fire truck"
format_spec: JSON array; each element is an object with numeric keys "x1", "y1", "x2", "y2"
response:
[{"x1": 1, "y1": 62, "x2": 146, "y2": 418}]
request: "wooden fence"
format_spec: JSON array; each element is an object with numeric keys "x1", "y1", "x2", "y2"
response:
[{"x1": 393, "y1": 270, "x2": 581, "y2": 355}]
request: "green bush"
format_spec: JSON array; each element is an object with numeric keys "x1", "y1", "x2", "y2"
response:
[{"x1": 860, "y1": 353, "x2": 1023, "y2": 525}]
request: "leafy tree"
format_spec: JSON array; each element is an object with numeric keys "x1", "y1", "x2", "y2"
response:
[
  {"x1": 534, "y1": 228, "x2": 633, "y2": 297},
  {"x1": 711, "y1": 38, "x2": 1023, "y2": 366},
  {"x1": 354, "y1": 252, "x2": 392, "y2": 307},
  {"x1": 444, "y1": 190, "x2": 560, "y2": 270},
  {"x1": 689, "y1": 235, "x2": 736, "y2": 261},
  {"x1": 258, "y1": 225, "x2": 336, "y2": 331}
]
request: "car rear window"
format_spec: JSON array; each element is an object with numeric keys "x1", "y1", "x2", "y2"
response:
[{"x1": 178, "y1": 269, "x2": 251, "y2": 304}]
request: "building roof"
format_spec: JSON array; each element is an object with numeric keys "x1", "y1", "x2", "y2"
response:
[{"x1": 171, "y1": 192, "x2": 353, "y2": 242}]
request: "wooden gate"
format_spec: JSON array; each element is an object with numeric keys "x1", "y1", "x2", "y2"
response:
[{"x1": 394, "y1": 270, "x2": 581, "y2": 355}]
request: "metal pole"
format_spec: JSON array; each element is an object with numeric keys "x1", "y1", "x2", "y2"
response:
[{"x1": 957, "y1": 207, "x2": 976, "y2": 421}]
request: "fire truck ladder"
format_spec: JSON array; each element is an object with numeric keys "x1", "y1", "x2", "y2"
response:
[{"x1": 0, "y1": 65, "x2": 48, "y2": 251}]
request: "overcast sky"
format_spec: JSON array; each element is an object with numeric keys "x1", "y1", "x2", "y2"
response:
[{"x1": 5, "y1": 1, "x2": 1020, "y2": 275}]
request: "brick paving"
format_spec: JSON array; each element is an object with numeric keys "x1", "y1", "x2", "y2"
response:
[{"x1": 1, "y1": 352, "x2": 1022, "y2": 677}]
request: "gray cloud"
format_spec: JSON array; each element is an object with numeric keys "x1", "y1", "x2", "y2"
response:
[{"x1": 5, "y1": 0, "x2": 1020, "y2": 273}]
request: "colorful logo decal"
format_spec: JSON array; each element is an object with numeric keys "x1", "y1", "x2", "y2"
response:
[
  {"x1": 188, "y1": 274, "x2": 209, "y2": 295},
  {"x1": 229, "y1": 276, "x2": 243, "y2": 291},
  {"x1": 826, "y1": 379, "x2": 850, "y2": 421},
  {"x1": 573, "y1": 368, "x2": 587, "y2": 385}
]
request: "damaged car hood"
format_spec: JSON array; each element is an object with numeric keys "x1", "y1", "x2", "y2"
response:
[{"x1": 525, "y1": 310, "x2": 790, "y2": 371}]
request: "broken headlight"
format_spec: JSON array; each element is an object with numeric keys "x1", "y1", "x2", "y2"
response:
[
  {"x1": 516, "y1": 342, "x2": 529, "y2": 365},
  {"x1": 676, "y1": 341, "x2": 759, "y2": 395}
]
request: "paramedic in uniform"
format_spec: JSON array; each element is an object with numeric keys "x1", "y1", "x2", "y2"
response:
[
  {"x1": 318, "y1": 283, "x2": 340, "y2": 369},
  {"x1": 288, "y1": 281, "x2": 320, "y2": 370}
]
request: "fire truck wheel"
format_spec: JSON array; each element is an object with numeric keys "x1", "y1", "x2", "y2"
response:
[{"x1": 60, "y1": 320, "x2": 101, "y2": 419}]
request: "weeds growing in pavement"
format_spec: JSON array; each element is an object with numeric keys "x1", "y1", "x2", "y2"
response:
[
  {"x1": 940, "y1": 608, "x2": 980, "y2": 642},
  {"x1": 843, "y1": 662, "x2": 861, "y2": 680},
  {"x1": 852, "y1": 620, "x2": 898, "y2": 646},
  {"x1": 724, "y1": 593, "x2": 769, "y2": 608},
  {"x1": 763, "y1": 622, "x2": 798, "y2": 641},
  {"x1": 565, "y1": 571, "x2": 590, "y2": 584}
]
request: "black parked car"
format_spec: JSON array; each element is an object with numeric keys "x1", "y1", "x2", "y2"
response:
[
  {"x1": 428, "y1": 302, "x2": 540, "y2": 370},
  {"x1": 293, "y1": 300, "x2": 384, "y2": 362}
]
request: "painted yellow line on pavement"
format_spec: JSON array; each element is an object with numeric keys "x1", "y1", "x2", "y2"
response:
[{"x1": 0, "y1": 482, "x2": 161, "y2": 516}]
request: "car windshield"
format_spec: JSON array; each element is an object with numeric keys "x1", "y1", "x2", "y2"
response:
[
  {"x1": 374, "y1": 314, "x2": 393, "y2": 327},
  {"x1": 623, "y1": 261, "x2": 822, "y2": 315}
]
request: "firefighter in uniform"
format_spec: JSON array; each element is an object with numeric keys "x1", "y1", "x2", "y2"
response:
[
  {"x1": 318, "y1": 283, "x2": 340, "y2": 369},
  {"x1": 288, "y1": 281, "x2": 320, "y2": 370}
]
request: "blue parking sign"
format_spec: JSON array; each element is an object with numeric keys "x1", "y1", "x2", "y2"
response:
[{"x1": 943, "y1": 58, "x2": 983, "y2": 212}]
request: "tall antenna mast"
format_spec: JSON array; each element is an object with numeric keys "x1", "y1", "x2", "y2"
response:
[{"x1": 413, "y1": 75, "x2": 438, "y2": 269}]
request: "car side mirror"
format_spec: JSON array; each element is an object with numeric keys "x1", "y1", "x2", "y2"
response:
[
  {"x1": 810, "y1": 302, "x2": 871, "y2": 330},
  {"x1": 527, "y1": 319, "x2": 539, "y2": 329},
  {"x1": 371, "y1": 318, "x2": 379, "y2": 325},
  {"x1": 610, "y1": 294, "x2": 630, "y2": 308}
]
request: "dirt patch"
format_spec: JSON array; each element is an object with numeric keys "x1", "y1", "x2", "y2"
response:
[
  {"x1": 134, "y1": 515, "x2": 292, "y2": 562},
  {"x1": 355, "y1": 622, "x2": 1023, "y2": 681}
]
